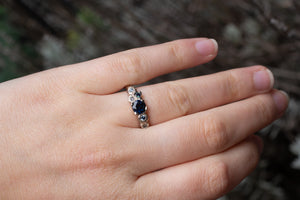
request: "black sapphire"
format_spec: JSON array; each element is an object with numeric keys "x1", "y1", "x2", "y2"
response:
[{"x1": 132, "y1": 100, "x2": 146, "y2": 114}]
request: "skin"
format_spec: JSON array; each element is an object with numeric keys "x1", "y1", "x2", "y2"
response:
[{"x1": 0, "y1": 38, "x2": 288, "y2": 200}]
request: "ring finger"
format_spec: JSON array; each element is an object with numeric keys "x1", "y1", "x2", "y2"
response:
[{"x1": 131, "y1": 90, "x2": 288, "y2": 175}]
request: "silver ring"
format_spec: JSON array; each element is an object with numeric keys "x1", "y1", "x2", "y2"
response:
[{"x1": 126, "y1": 86, "x2": 149, "y2": 128}]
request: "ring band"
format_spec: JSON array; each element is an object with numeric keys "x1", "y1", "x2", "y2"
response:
[{"x1": 126, "y1": 86, "x2": 149, "y2": 128}]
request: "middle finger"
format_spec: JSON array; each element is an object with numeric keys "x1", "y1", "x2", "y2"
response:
[{"x1": 110, "y1": 65, "x2": 274, "y2": 127}]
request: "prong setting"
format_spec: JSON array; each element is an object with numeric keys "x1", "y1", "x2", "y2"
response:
[{"x1": 126, "y1": 86, "x2": 149, "y2": 128}]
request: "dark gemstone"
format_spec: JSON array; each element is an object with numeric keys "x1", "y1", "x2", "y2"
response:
[
  {"x1": 134, "y1": 92, "x2": 141, "y2": 98},
  {"x1": 132, "y1": 100, "x2": 146, "y2": 114}
]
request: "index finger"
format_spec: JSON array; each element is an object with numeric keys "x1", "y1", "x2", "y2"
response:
[{"x1": 69, "y1": 38, "x2": 218, "y2": 94}]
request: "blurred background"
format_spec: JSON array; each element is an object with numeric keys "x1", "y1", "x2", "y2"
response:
[{"x1": 0, "y1": 0, "x2": 299, "y2": 199}]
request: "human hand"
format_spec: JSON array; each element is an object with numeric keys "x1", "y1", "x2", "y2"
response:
[{"x1": 0, "y1": 38, "x2": 288, "y2": 199}]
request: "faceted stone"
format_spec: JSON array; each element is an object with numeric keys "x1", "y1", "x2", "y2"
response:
[
  {"x1": 128, "y1": 95, "x2": 135, "y2": 103},
  {"x1": 132, "y1": 100, "x2": 146, "y2": 114},
  {"x1": 138, "y1": 113, "x2": 148, "y2": 122},
  {"x1": 127, "y1": 87, "x2": 135, "y2": 95},
  {"x1": 134, "y1": 91, "x2": 142, "y2": 98},
  {"x1": 141, "y1": 123, "x2": 149, "y2": 128}
]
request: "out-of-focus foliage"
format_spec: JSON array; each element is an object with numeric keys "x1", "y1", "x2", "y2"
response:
[
  {"x1": 0, "y1": 0, "x2": 299, "y2": 199},
  {"x1": 0, "y1": 5, "x2": 38, "y2": 81}
]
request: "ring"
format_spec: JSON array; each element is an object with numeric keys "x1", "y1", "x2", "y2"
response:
[{"x1": 126, "y1": 86, "x2": 149, "y2": 128}]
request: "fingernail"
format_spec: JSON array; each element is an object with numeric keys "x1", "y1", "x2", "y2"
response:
[
  {"x1": 195, "y1": 39, "x2": 218, "y2": 56},
  {"x1": 272, "y1": 90, "x2": 289, "y2": 114},
  {"x1": 253, "y1": 69, "x2": 274, "y2": 91}
]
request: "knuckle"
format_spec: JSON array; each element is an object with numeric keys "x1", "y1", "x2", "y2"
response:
[
  {"x1": 202, "y1": 115, "x2": 229, "y2": 151},
  {"x1": 253, "y1": 97, "x2": 274, "y2": 122},
  {"x1": 221, "y1": 71, "x2": 240, "y2": 100},
  {"x1": 77, "y1": 142, "x2": 127, "y2": 170},
  {"x1": 167, "y1": 42, "x2": 185, "y2": 65},
  {"x1": 204, "y1": 161, "x2": 230, "y2": 197},
  {"x1": 165, "y1": 82, "x2": 192, "y2": 116},
  {"x1": 123, "y1": 50, "x2": 143, "y2": 68},
  {"x1": 86, "y1": 150, "x2": 121, "y2": 169},
  {"x1": 108, "y1": 50, "x2": 143, "y2": 82}
]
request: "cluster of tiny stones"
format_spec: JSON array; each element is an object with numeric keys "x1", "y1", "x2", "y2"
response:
[{"x1": 127, "y1": 86, "x2": 149, "y2": 128}]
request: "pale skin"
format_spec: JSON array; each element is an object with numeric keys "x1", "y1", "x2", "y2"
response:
[{"x1": 0, "y1": 38, "x2": 288, "y2": 200}]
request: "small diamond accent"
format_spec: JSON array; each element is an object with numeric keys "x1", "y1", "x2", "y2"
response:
[
  {"x1": 141, "y1": 123, "x2": 149, "y2": 128},
  {"x1": 138, "y1": 114, "x2": 148, "y2": 122},
  {"x1": 127, "y1": 87, "x2": 136, "y2": 95},
  {"x1": 128, "y1": 95, "x2": 135, "y2": 103}
]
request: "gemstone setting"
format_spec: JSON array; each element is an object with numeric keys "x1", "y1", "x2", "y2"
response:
[
  {"x1": 127, "y1": 86, "x2": 136, "y2": 95},
  {"x1": 134, "y1": 91, "x2": 142, "y2": 99},
  {"x1": 141, "y1": 123, "x2": 149, "y2": 128},
  {"x1": 132, "y1": 100, "x2": 146, "y2": 115},
  {"x1": 138, "y1": 113, "x2": 148, "y2": 122},
  {"x1": 128, "y1": 95, "x2": 135, "y2": 103},
  {"x1": 126, "y1": 86, "x2": 149, "y2": 128}
]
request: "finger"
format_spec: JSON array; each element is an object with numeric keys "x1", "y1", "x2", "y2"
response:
[
  {"x1": 134, "y1": 136, "x2": 263, "y2": 200},
  {"x1": 69, "y1": 38, "x2": 218, "y2": 94},
  {"x1": 110, "y1": 65, "x2": 274, "y2": 127},
  {"x1": 131, "y1": 90, "x2": 288, "y2": 174}
]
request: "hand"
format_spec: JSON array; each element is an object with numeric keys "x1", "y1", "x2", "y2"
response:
[{"x1": 0, "y1": 38, "x2": 288, "y2": 199}]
